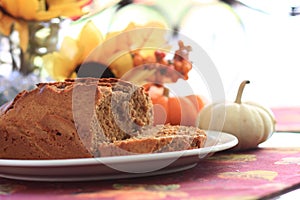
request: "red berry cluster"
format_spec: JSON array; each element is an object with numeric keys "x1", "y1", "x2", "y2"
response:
[{"x1": 132, "y1": 41, "x2": 192, "y2": 83}]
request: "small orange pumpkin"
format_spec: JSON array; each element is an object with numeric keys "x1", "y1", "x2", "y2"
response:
[
  {"x1": 144, "y1": 84, "x2": 205, "y2": 126},
  {"x1": 167, "y1": 96, "x2": 199, "y2": 126}
]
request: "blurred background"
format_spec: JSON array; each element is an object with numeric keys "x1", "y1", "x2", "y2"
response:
[{"x1": 1, "y1": 0, "x2": 300, "y2": 108}]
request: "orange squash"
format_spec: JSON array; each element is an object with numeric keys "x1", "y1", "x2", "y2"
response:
[
  {"x1": 151, "y1": 95, "x2": 169, "y2": 125},
  {"x1": 145, "y1": 84, "x2": 205, "y2": 126},
  {"x1": 167, "y1": 96, "x2": 199, "y2": 126}
]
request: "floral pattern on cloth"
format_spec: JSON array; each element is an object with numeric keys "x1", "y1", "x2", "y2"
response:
[{"x1": 1, "y1": 147, "x2": 300, "y2": 200}]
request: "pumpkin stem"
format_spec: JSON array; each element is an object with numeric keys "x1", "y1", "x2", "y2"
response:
[
  {"x1": 163, "y1": 87, "x2": 170, "y2": 97},
  {"x1": 235, "y1": 80, "x2": 250, "y2": 104}
]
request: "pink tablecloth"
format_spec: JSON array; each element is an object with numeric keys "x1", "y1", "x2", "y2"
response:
[{"x1": 272, "y1": 107, "x2": 300, "y2": 132}]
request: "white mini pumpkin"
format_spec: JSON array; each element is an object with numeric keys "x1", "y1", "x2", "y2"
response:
[{"x1": 197, "y1": 80, "x2": 276, "y2": 150}]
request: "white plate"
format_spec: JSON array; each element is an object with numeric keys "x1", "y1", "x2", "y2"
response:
[{"x1": 0, "y1": 131, "x2": 237, "y2": 182}]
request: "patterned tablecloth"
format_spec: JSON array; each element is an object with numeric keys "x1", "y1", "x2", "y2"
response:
[
  {"x1": 0, "y1": 107, "x2": 299, "y2": 199},
  {"x1": 272, "y1": 107, "x2": 300, "y2": 132}
]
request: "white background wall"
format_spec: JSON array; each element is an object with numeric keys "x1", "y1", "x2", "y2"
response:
[{"x1": 180, "y1": 1, "x2": 300, "y2": 108}]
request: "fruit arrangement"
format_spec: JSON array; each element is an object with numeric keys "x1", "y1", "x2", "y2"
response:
[{"x1": 106, "y1": 38, "x2": 206, "y2": 127}]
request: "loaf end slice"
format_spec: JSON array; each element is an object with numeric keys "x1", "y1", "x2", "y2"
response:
[{"x1": 98, "y1": 125, "x2": 207, "y2": 157}]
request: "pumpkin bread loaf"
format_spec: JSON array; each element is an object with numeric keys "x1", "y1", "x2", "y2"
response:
[{"x1": 0, "y1": 78, "x2": 206, "y2": 159}]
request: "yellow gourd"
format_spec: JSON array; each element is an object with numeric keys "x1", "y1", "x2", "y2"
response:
[{"x1": 197, "y1": 80, "x2": 276, "y2": 151}]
